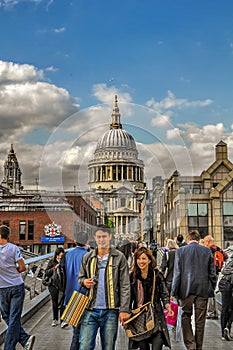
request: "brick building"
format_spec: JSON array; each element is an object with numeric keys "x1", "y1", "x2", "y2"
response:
[{"x1": 0, "y1": 146, "x2": 97, "y2": 254}]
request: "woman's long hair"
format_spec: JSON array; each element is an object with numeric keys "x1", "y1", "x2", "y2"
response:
[
  {"x1": 53, "y1": 247, "x2": 65, "y2": 263},
  {"x1": 131, "y1": 247, "x2": 157, "y2": 284}
]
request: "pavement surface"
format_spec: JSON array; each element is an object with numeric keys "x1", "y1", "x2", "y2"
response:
[{"x1": 0, "y1": 300, "x2": 229, "y2": 350}]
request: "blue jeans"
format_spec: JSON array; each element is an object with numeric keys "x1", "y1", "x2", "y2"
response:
[
  {"x1": 0, "y1": 283, "x2": 30, "y2": 350},
  {"x1": 79, "y1": 309, "x2": 119, "y2": 350},
  {"x1": 70, "y1": 323, "x2": 81, "y2": 350}
]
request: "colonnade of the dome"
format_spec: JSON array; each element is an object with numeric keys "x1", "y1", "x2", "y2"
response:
[{"x1": 89, "y1": 163, "x2": 144, "y2": 184}]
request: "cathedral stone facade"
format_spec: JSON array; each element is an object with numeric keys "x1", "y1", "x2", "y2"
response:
[{"x1": 88, "y1": 96, "x2": 147, "y2": 239}]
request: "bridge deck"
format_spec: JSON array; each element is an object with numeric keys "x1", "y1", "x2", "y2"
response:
[
  {"x1": 0, "y1": 252, "x2": 231, "y2": 349},
  {"x1": 0, "y1": 300, "x2": 229, "y2": 350}
]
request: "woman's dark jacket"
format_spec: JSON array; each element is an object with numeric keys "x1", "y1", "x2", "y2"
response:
[
  {"x1": 221, "y1": 260, "x2": 233, "y2": 285},
  {"x1": 45, "y1": 258, "x2": 66, "y2": 292},
  {"x1": 130, "y1": 268, "x2": 171, "y2": 348},
  {"x1": 160, "y1": 249, "x2": 176, "y2": 284}
]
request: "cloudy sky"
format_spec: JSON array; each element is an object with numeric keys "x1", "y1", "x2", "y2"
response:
[{"x1": 1, "y1": 0, "x2": 233, "y2": 191}]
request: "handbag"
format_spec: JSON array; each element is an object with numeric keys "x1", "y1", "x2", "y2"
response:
[
  {"x1": 42, "y1": 269, "x2": 54, "y2": 286},
  {"x1": 61, "y1": 290, "x2": 89, "y2": 327},
  {"x1": 124, "y1": 271, "x2": 156, "y2": 342}
]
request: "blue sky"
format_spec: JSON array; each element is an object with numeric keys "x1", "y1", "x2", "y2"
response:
[{"x1": 1, "y1": 0, "x2": 233, "y2": 190}]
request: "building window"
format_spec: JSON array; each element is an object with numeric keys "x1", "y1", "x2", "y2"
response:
[
  {"x1": 2, "y1": 220, "x2": 9, "y2": 227},
  {"x1": 28, "y1": 220, "x2": 34, "y2": 240},
  {"x1": 121, "y1": 198, "x2": 126, "y2": 207},
  {"x1": 222, "y1": 201, "x2": 233, "y2": 247},
  {"x1": 74, "y1": 221, "x2": 80, "y2": 234},
  {"x1": 187, "y1": 203, "x2": 208, "y2": 237},
  {"x1": 19, "y1": 221, "x2": 26, "y2": 240},
  {"x1": 223, "y1": 202, "x2": 233, "y2": 215}
]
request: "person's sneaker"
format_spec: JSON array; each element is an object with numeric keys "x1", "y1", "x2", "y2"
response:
[
  {"x1": 61, "y1": 321, "x2": 68, "y2": 328},
  {"x1": 224, "y1": 328, "x2": 233, "y2": 341},
  {"x1": 51, "y1": 319, "x2": 59, "y2": 327},
  {"x1": 206, "y1": 315, "x2": 218, "y2": 320},
  {"x1": 24, "y1": 335, "x2": 35, "y2": 350},
  {"x1": 221, "y1": 336, "x2": 226, "y2": 340}
]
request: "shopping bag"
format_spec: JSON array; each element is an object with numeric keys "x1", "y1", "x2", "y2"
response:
[
  {"x1": 164, "y1": 301, "x2": 178, "y2": 329},
  {"x1": 61, "y1": 290, "x2": 89, "y2": 327}
]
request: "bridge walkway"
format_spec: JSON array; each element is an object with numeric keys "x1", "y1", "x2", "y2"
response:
[
  {"x1": 10, "y1": 300, "x2": 233, "y2": 350},
  {"x1": 0, "y1": 251, "x2": 232, "y2": 349}
]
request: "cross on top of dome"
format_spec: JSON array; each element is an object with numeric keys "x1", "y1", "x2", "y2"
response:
[{"x1": 110, "y1": 95, "x2": 122, "y2": 129}]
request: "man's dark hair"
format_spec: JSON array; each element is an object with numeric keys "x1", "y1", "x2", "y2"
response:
[
  {"x1": 94, "y1": 224, "x2": 111, "y2": 235},
  {"x1": 187, "y1": 230, "x2": 200, "y2": 242},
  {"x1": 177, "y1": 234, "x2": 184, "y2": 243},
  {"x1": 74, "y1": 231, "x2": 89, "y2": 247},
  {"x1": 0, "y1": 225, "x2": 10, "y2": 239}
]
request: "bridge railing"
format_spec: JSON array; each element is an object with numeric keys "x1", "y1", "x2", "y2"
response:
[
  {"x1": 0, "y1": 252, "x2": 56, "y2": 344},
  {"x1": 22, "y1": 253, "x2": 55, "y2": 300}
]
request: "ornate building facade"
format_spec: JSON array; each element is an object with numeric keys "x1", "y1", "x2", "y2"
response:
[
  {"x1": 153, "y1": 141, "x2": 233, "y2": 248},
  {"x1": 88, "y1": 96, "x2": 147, "y2": 239}
]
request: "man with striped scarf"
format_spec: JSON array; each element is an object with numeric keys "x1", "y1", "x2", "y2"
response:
[{"x1": 78, "y1": 224, "x2": 130, "y2": 350}]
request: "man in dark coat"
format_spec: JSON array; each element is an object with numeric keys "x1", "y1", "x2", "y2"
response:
[{"x1": 171, "y1": 230, "x2": 217, "y2": 350}]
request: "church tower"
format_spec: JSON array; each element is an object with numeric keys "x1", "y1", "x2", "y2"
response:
[{"x1": 1, "y1": 144, "x2": 23, "y2": 192}]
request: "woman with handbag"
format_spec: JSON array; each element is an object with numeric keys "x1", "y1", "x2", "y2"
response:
[
  {"x1": 127, "y1": 247, "x2": 173, "y2": 350},
  {"x1": 45, "y1": 247, "x2": 66, "y2": 327}
]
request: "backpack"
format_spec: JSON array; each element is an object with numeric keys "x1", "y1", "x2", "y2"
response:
[{"x1": 213, "y1": 250, "x2": 224, "y2": 271}]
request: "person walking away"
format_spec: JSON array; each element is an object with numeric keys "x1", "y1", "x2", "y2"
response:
[
  {"x1": 175, "y1": 234, "x2": 187, "y2": 248},
  {"x1": 116, "y1": 238, "x2": 132, "y2": 263},
  {"x1": 171, "y1": 230, "x2": 217, "y2": 350},
  {"x1": 45, "y1": 247, "x2": 66, "y2": 327},
  {"x1": 160, "y1": 239, "x2": 178, "y2": 296},
  {"x1": 63, "y1": 231, "x2": 90, "y2": 350},
  {"x1": 0, "y1": 225, "x2": 35, "y2": 350},
  {"x1": 203, "y1": 234, "x2": 228, "y2": 319},
  {"x1": 149, "y1": 239, "x2": 158, "y2": 261},
  {"x1": 128, "y1": 247, "x2": 173, "y2": 350},
  {"x1": 218, "y1": 259, "x2": 233, "y2": 341},
  {"x1": 156, "y1": 237, "x2": 170, "y2": 269},
  {"x1": 78, "y1": 224, "x2": 131, "y2": 350}
]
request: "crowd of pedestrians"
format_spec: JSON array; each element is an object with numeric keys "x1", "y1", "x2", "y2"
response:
[{"x1": 1, "y1": 223, "x2": 233, "y2": 350}]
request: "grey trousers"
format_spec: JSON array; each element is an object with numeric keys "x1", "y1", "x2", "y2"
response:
[{"x1": 180, "y1": 295, "x2": 208, "y2": 350}]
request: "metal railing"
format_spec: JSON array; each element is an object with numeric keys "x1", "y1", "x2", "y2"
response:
[{"x1": 22, "y1": 253, "x2": 54, "y2": 299}]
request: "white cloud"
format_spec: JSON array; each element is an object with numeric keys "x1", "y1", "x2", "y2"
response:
[
  {"x1": 0, "y1": 0, "x2": 50, "y2": 9},
  {"x1": 0, "y1": 60, "x2": 43, "y2": 82},
  {"x1": 92, "y1": 83, "x2": 132, "y2": 104},
  {"x1": 53, "y1": 27, "x2": 66, "y2": 33},
  {"x1": 166, "y1": 128, "x2": 182, "y2": 140},
  {"x1": 0, "y1": 60, "x2": 78, "y2": 141},
  {"x1": 147, "y1": 90, "x2": 213, "y2": 110},
  {"x1": 151, "y1": 113, "x2": 171, "y2": 127},
  {"x1": 0, "y1": 59, "x2": 231, "y2": 193},
  {"x1": 45, "y1": 65, "x2": 58, "y2": 72},
  {"x1": 0, "y1": 0, "x2": 19, "y2": 7},
  {"x1": 180, "y1": 76, "x2": 191, "y2": 83}
]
